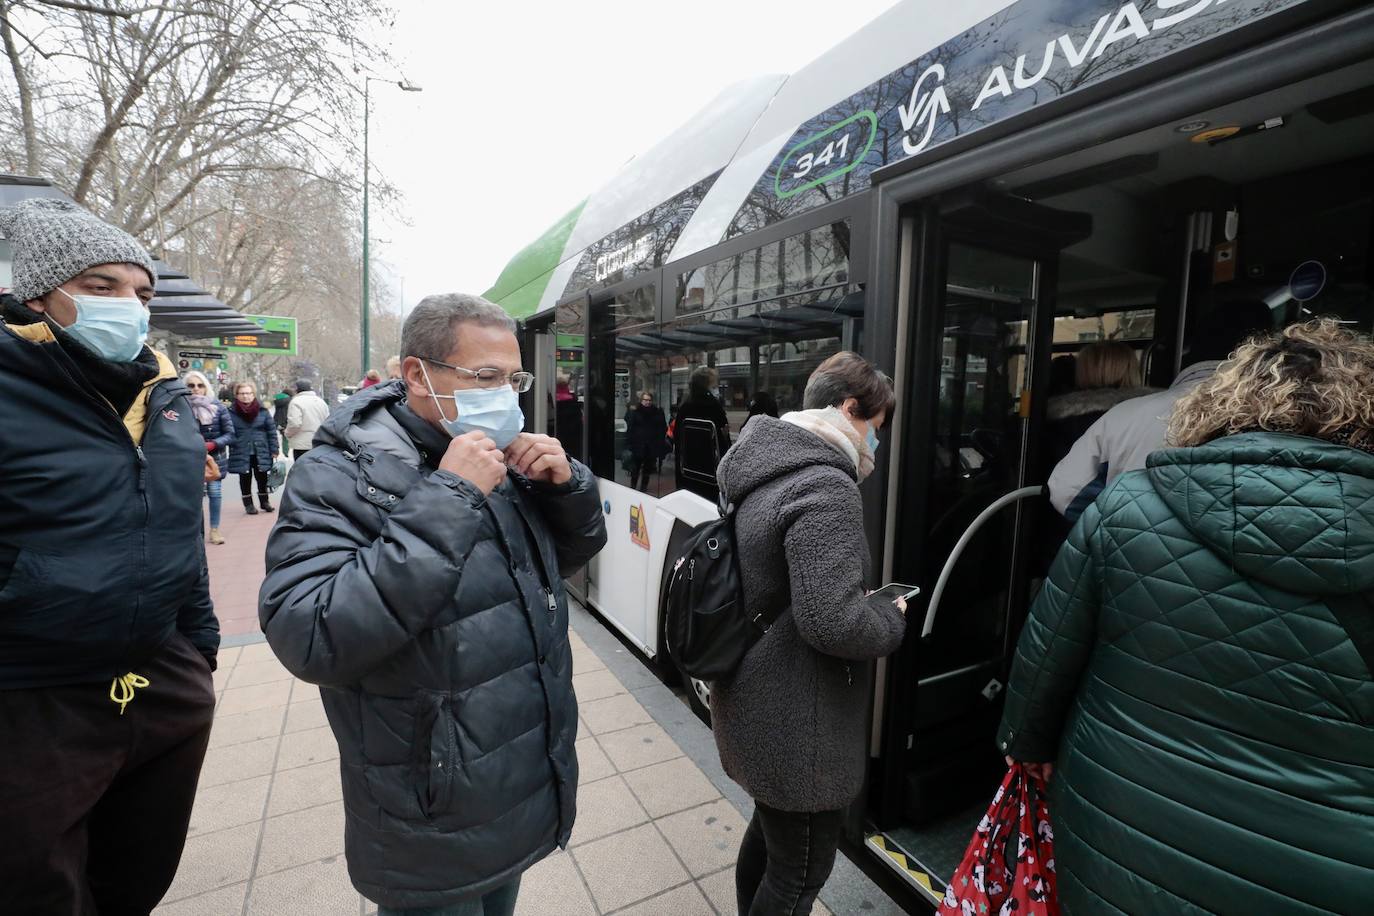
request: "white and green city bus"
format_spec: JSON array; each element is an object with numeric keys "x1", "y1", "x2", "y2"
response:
[{"x1": 485, "y1": 0, "x2": 1374, "y2": 905}]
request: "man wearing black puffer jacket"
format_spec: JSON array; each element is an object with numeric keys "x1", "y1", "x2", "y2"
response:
[
  {"x1": 0, "y1": 198, "x2": 219, "y2": 914},
  {"x1": 260, "y1": 293, "x2": 607, "y2": 915}
]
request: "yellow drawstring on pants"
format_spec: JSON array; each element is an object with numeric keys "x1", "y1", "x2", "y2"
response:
[{"x1": 110, "y1": 672, "x2": 150, "y2": 715}]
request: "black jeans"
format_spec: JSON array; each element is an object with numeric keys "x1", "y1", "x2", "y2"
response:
[
  {"x1": 736, "y1": 801, "x2": 845, "y2": 916},
  {"x1": 238, "y1": 452, "x2": 269, "y2": 500},
  {"x1": 0, "y1": 633, "x2": 216, "y2": 914},
  {"x1": 628, "y1": 453, "x2": 657, "y2": 491}
]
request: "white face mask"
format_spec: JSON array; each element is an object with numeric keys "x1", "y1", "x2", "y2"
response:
[
  {"x1": 418, "y1": 360, "x2": 526, "y2": 448},
  {"x1": 56, "y1": 287, "x2": 149, "y2": 362}
]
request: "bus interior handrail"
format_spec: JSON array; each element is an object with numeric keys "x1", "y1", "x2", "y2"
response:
[{"x1": 920, "y1": 486, "x2": 1046, "y2": 639}]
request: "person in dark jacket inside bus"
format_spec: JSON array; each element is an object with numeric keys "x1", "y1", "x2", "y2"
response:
[
  {"x1": 715, "y1": 351, "x2": 907, "y2": 916},
  {"x1": 186, "y1": 369, "x2": 236, "y2": 544},
  {"x1": 259, "y1": 293, "x2": 607, "y2": 915},
  {"x1": 0, "y1": 198, "x2": 218, "y2": 914},
  {"x1": 624, "y1": 389, "x2": 668, "y2": 491},
  {"x1": 1000, "y1": 319, "x2": 1374, "y2": 915},
  {"x1": 673, "y1": 364, "x2": 730, "y2": 501},
  {"x1": 227, "y1": 380, "x2": 278, "y2": 514}
]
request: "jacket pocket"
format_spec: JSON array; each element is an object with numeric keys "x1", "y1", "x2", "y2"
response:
[{"x1": 412, "y1": 691, "x2": 456, "y2": 818}]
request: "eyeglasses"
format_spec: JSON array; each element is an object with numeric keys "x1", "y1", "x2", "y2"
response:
[
  {"x1": 421, "y1": 357, "x2": 534, "y2": 393},
  {"x1": 187, "y1": 383, "x2": 206, "y2": 390}
]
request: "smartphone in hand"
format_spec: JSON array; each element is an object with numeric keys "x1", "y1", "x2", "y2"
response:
[{"x1": 869, "y1": 582, "x2": 921, "y2": 604}]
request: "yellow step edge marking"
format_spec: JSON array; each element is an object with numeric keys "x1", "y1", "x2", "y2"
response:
[{"x1": 865, "y1": 833, "x2": 938, "y2": 897}]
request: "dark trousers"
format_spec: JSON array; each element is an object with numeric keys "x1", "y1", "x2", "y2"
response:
[
  {"x1": 293, "y1": 447, "x2": 311, "y2": 460},
  {"x1": 239, "y1": 453, "x2": 270, "y2": 502},
  {"x1": 736, "y1": 801, "x2": 845, "y2": 916},
  {"x1": 0, "y1": 633, "x2": 216, "y2": 915},
  {"x1": 628, "y1": 453, "x2": 656, "y2": 491}
]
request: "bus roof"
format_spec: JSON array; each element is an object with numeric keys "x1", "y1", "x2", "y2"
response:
[
  {"x1": 484, "y1": 0, "x2": 1013, "y2": 317},
  {"x1": 487, "y1": 0, "x2": 1308, "y2": 318}
]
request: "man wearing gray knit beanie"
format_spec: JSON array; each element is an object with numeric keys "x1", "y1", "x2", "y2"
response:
[{"x1": 0, "y1": 197, "x2": 219, "y2": 913}]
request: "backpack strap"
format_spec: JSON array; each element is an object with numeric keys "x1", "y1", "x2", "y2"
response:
[{"x1": 1326, "y1": 591, "x2": 1374, "y2": 678}]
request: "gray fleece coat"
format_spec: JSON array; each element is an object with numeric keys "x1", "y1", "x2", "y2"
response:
[{"x1": 711, "y1": 415, "x2": 907, "y2": 813}]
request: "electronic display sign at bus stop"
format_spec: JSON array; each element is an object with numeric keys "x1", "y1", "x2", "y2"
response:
[{"x1": 219, "y1": 315, "x2": 298, "y2": 355}]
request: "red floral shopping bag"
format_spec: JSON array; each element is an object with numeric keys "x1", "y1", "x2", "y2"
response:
[{"x1": 939, "y1": 763, "x2": 1058, "y2": 916}]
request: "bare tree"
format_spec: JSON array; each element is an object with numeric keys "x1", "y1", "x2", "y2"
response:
[{"x1": 0, "y1": 0, "x2": 402, "y2": 394}]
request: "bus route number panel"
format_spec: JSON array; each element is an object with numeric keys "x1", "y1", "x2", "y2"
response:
[
  {"x1": 221, "y1": 331, "x2": 292, "y2": 350},
  {"x1": 775, "y1": 110, "x2": 879, "y2": 200}
]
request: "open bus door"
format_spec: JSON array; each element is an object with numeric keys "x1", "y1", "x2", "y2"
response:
[{"x1": 861, "y1": 191, "x2": 1090, "y2": 904}]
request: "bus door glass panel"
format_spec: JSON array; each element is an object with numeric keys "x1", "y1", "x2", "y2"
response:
[
  {"x1": 922, "y1": 243, "x2": 1038, "y2": 676},
  {"x1": 587, "y1": 285, "x2": 656, "y2": 482},
  {"x1": 524, "y1": 318, "x2": 556, "y2": 440},
  {"x1": 899, "y1": 242, "x2": 1041, "y2": 829},
  {"x1": 553, "y1": 300, "x2": 587, "y2": 463},
  {"x1": 612, "y1": 330, "x2": 675, "y2": 497}
]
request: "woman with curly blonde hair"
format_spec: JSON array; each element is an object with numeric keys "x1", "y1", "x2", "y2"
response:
[{"x1": 997, "y1": 318, "x2": 1374, "y2": 914}]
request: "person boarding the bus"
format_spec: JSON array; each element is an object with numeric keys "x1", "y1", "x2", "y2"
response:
[
  {"x1": 1047, "y1": 299, "x2": 1272, "y2": 520},
  {"x1": 1001, "y1": 319, "x2": 1374, "y2": 914},
  {"x1": 713, "y1": 351, "x2": 908, "y2": 915},
  {"x1": 259, "y1": 293, "x2": 607, "y2": 915},
  {"x1": 0, "y1": 198, "x2": 218, "y2": 913}
]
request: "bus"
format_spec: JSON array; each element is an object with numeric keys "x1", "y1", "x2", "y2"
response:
[{"x1": 485, "y1": 0, "x2": 1374, "y2": 906}]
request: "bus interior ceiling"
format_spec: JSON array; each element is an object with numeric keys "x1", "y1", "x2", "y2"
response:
[
  {"x1": 873, "y1": 59, "x2": 1374, "y2": 889},
  {"x1": 1004, "y1": 56, "x2": 1374, "y2": 346}
]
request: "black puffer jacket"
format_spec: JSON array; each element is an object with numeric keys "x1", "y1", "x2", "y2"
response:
[
  {"x1": 259, "y1": 382, "x2": 606, "y2": 908},
  {"x1": 0, "y1": 311, "x2": 218, "y2": 687}
]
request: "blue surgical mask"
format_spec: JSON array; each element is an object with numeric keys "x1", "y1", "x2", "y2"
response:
[
  {"x1": 57, "y1": 288, "x2": 149, "y2": 362},
  {"x1": 865, "y1": 424, "x2": 880, "y2": 455},
  {"x1": 420, "y1": 360, "x2": 525, "y2": 447}
]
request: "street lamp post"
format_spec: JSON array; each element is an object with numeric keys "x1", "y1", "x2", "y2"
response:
[{"x1": 361, "y1": 76, "x2": 422, "y2": 379}]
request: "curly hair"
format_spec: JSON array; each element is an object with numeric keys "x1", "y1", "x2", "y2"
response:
[{"x1": 1169, "y1": 318, "x2": 1374, "y2": 448}]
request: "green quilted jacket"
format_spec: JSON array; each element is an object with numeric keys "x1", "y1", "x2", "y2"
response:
[{"x1": 998, "y1": 432, "x2": 1374, "y2": 914}]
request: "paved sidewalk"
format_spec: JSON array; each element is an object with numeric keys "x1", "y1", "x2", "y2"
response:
[
  {"x1": 166, "y1": 500, "x2": 901, "y2": 915},
  {"x1": 203, "y1": 495, "x2": 276, "y2": 638}
]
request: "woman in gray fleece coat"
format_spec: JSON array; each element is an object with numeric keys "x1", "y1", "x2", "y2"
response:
[{"x1": 714, "y1": 351, "x2": 907, "y2": 916}]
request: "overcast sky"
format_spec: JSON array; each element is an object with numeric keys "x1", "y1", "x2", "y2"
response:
[{"x1": 365, "y1": 0, "x2": 899, "y2": 313}]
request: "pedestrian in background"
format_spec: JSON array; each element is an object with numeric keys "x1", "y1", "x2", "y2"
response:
[
  {"x1": 624, "y1": 389, "x2": 667, "y2": 491},
  {"x1": 1000, "y1": 318, "x2": 1374, "y2": 915},
  {"x1": 260, "y1": 293, "x2": 607, "y2": 915},
  {"x1": 714, "y1": 351, "x2": 907, "y2": 916},
  {"x1": 285, "y1": 376, "x2": 329, "y2": 458},
  {"x1": 273, "y1": 387, "x2": 293, "y2": 454},
  {"x1": 0, "y1": 198, "x2": 218, "y2": 913},
  {"x1": 361, "y1": 368, "x2": 383, "y2": 389},
  {"x1": 386, "y1": 354, "x2": 402, "y2": 379},
  {"x1": 228, "y1": 380, "x2": 278, "y2": 515},
  {"x1": 186, "y1": 369, "x2": 235, "y2": 544}
]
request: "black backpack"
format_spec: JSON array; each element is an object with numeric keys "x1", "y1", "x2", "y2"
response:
[{"x1": 664, "y1": 500, "x2": 778, "y2": 681}]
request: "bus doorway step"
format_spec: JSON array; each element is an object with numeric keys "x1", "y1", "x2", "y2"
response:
[{"x1": 865, "y1": 832, "x2": 944, "y2": 909}]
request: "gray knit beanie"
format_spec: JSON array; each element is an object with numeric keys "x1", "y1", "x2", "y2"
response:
[{"x1": 0, "y1": 198, "x2": 156, "y2": 302}]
